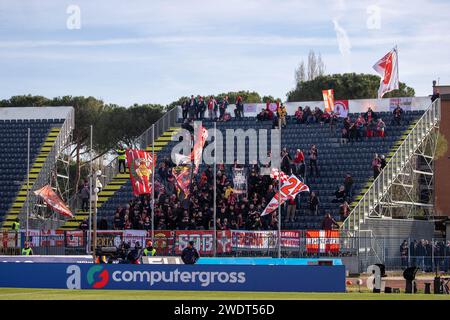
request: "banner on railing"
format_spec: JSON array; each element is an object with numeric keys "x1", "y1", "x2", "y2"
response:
[
  {"x1": 232, "y1": 230, "x2": 301, "y2": 249},
  {"x1": 174, "y1": 230, "x2": 231, "y2": 255},
  {"x1": 0, "y1": 231, "x2": 18, "y2": 248},
  {"x1": 66, "y1": 231, "x2": 84, "y2": 247},
  {"x1": 306, "y1": 230, "x2": 340, "y2": 253}
]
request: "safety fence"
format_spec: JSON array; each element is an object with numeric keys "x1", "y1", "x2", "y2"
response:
[{"x1": 2, "y1": 230, "x2": 448, "y2": 272}]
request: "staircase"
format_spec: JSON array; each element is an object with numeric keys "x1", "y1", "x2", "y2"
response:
[
  {"x1": 341, "y1": 99, "x2": 441, "y2": 235},
  {"x1": 59, "y1": 107, "x2": 181, "y2": 230}
]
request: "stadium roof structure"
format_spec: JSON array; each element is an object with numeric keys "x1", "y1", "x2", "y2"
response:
[{"x1": 0, "y1": 106, "x2": 73, "y2": 120}]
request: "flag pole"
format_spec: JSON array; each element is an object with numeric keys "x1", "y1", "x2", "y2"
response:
[
  {"x1": 278, "y1": 124, "x2": 282, "y2": 259},
  {"x1": 213, "y1": 122, "x2": 217, "y2": 257},
  {"x1": 88, "y1": 125, "x2": 93, "y2": 254},
  {"x1": 26, "y1": 128, "x2": 30, "y2": 243},
  {"x1": 151, "y1": 124, "x2": 155, "y2": 243}
]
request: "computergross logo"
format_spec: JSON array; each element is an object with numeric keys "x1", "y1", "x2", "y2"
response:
[
  {"x1": 87, "y1": 265, "x2": 109, "y2": 289},
  {"x1": 66, "y1": 265, "x2": 246, "y2": 290}
]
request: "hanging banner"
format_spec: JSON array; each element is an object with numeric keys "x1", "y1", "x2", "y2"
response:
[
  {"x1": 33, "y1": 185, "x2": 73, "y2": 218},
  {"x1": 261, "y1": 175, "x2": 309, "y2": 216},
  {"x1": 40, "y1": 230, "x2": 65, "y2": 247},
  {"x1": 232, "y1": 168, "x2": 247, "y2": 195},
  {"x1": 66, "y1": 231, "x2": 85, "y2": 247},
  {"x1": 389, "y1": 97, "x2": 412, "y2": 111},
  {"x1": 306, "y1": 230, "x2": 340, "y2": 253},
  {"x1": 123, "y1": 230, "x2": 147, "y2": 248},
  {"x1": 334, "y1": 100, "x2": 349, "y2": 118},
  {"x1": 172, "y1": 166, "x2": 191, "y2": 196},
  {"x1": 322, "y1": 89, "x2": 335, "y2": 113},
  {"x1": 231, "y1": 230, "x2": 301, "y2": 250},
  {"x1": 150, "y1": 230, "x2": 175, "y2": 256},
  {"x1": 174, "y1": 230, "x2": 231, "y2": 255},
  {"x1": 126, "y1": 149, "x2": 156, "y2": 196}
]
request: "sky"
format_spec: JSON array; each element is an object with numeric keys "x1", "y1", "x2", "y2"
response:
[{"x1": 0, "y1": 0, "x2": 449, "y2": 106}]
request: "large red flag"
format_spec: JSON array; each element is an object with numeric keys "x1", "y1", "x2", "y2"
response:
[
  {"x1": 373, "y1": 46, "x2": 399, "y2": 98},
  {"x1": 33, "y1": 185, "x2": 73, "y2": 218},
  {"x1": 126, "y1": 149, "x2": 156, "y2": 196}
]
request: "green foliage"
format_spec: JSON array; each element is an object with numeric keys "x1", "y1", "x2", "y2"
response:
[
  {"x1": 435, "y1": 131, "x2": 449, "y2": 160},
  {"x1": 287, "y1": 73, "x2": 415, "y2": 102}
]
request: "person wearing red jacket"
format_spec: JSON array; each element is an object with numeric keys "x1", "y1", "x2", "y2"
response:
[{"x1": 293, "y1": 149, "x2": 305, "y2": 177}]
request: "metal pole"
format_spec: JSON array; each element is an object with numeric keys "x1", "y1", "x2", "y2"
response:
[
  {"x1": 26, "y1": 128, "x2": 30, "y2": 243},
  {"x1": 213, "y1": 122, "x2": 217, "y2": 257},
  {"x1": 88, "y1": 125, "x2": 93, "y2": 254},
  {"x1": 278, "y1": 125, "x2": 282, "y2": 258},
  {"x1": 92, "y1": 188, "x2": 98, "y2": 263},
  {"x1": 151, "y1": 124, "x2": 155, "y2": 242}
]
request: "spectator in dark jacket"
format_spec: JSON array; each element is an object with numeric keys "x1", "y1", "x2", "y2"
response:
[
  {"x1": 309, "y1": 192, "x2": 320, "y2": 216},
  {"x1": 343, "y1": 174, "x2": 354, "y2": 199},
  {"x1": 400, "y1": 240, "x2": 409, "y2": 268},
  {"x1": 181, "y1": 241, "x2": 200, "y2": 264},
  {"x1": 188, "y1": 95, "x2": 197, "y2": 120},
  {"x1": 321, "y1": 213, "x2": 339, "y2": 230},
  {"x1": 392, "y1": 105, "x2": 404, "y2": 126}
]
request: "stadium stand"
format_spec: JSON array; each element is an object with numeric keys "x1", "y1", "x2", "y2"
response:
[
  {"x1": 59, "y1": 126, "x2": 182, "y2": 230},
  {"x1": 0, "y1": 118, "x2": 66, "y2": 229},
  {"x1": 83, "y1": 108, "x2": 424, "y2": 231}
]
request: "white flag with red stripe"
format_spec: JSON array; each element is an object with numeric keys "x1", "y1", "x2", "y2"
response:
[
  {"x1": 373, "y1": 46, "x2": 399, "y2": 98},
  {"x1": 261, "y1": 174, "x2": 309, "y2": 216}
]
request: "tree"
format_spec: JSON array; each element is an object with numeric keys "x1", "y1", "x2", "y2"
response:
[
  {"x1": 295, "y1": 61, "x2": 306, "y2": 84},
  {"x1": 0, "y1": 95, "x2": 164, "y2": 195},
  {"x1": 287, "y1": 73, "x2": 415, "y2": 102},
  {"x1": 294, "y1": 50, "x2": 326, "y2": 85}
]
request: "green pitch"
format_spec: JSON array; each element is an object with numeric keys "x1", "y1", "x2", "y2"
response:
[{"x1": 0, "y1": 288, "x2": 449, "y2": 300}]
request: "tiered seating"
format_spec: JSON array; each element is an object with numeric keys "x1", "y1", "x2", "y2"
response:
[
  {"x1": 95, "y1": 110, "x2": 424, "y2": 229},
  {"x1": 0, "y1": 119, "x2": 65, "y2": 226}
]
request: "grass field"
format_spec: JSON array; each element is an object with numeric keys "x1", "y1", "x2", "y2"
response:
[{"x1": 0, "y1": 288, "x2": 449, "y2": 300}]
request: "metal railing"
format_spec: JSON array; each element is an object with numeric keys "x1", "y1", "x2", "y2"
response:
[
  {"x1": 102, "y1": 106, "x2": 181, "y2": 187},
  {"x1": 22, "y1": 109, "x2": 75, "y2": 229},
  {"x1": 3, "y1": 230, "x2": 449, "y2": 272},
  {"x1": 341, "y1": 99, "x2": 441, "y2": 234}
]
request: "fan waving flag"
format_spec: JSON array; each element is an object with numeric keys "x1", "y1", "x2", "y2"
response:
[
  {"x1": 34, "y1": 185, "x2": 73, "y2": 218},
  {"x1": 126, "y1": 149, "x2": 156, "y2": 196},
  {"x1": 172, "y1": 166, "x2": 191, "y2": 196},
  {"x1": 192, "y1": 124, "x2": 208, "y2": 175},
  {"x1": 322, "y1": 89, "x2": 335, "y2": 113},
  {"x1": 373, "y1": 46, "x2": 399, "y2": 98},
  {"x1": 261, "y1": 174, "x2": 309, "y2": 216}
]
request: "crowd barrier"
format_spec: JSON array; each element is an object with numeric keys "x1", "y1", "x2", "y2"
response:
[{"x1": 2, "y1": 230, "x2": 448, "y2": 272}]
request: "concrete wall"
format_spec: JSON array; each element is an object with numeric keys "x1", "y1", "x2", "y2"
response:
[
  {"x1": 435, "y1": 94, "x2": 450, "y2": 217},
  {"x1": 362, "y1": 218, "x2": 435, "y2": 240}
]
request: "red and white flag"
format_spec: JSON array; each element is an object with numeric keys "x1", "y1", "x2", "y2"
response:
[
  {"x1": 34, "y1": 185, "x2": 73, "y2": 218},
  {"x1": 322, "y1": 89, "x2": 335, "y2": 113},
  {"x1": 192, "y1": 124, "x2": 208, "y2": 175},
  {"x1": 373, "y1": 46, "x2": 399, "y2": 98},
  {"x1": 261, "y1": 174, "x2": 309, "y2": 216},
  {"x1": 306, "y1": 230, "x2": 340, "y2": 253},
  {"x1": 172, "y1": 166, "x2": 191, "y2": 196},
  {"x1": 126, "y1": 149, "x2": 156, "y2": 196}
]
